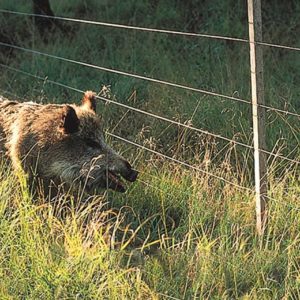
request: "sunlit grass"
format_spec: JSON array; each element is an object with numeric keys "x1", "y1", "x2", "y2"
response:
[
  {"x1": 0, "y1": 159, "x2": 299, "y2": 299},
  {"x1": 0, "y1": 0, "x2": 299, "y2": 298}
]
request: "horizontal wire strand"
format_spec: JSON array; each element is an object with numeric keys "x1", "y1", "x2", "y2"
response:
[
  {"x1": 0, "y1": 9, "x2": 248, "y2": 43},
  {"x1": 1, "y1": 9, "x2": 300, "y2": 53},
  {"x1": 0, "y1": 86, "x2": 253, "y2": 195},
  {"x1": 0, "y1": 9, "x2": 298, "y2": 216},
  {"x1": 260, "y1": 149, "x2": 300, "y2": 165},
  {"x1": 0, "y1": 41, "x2": 251, "y2": 105},
  {"x1": 0, "y1": 97, "x2": 252, "y2": 192},
  {"x1": 1, "y1": 42, "x2": 299, "y2": 119},
  {"x1": 256, "y1": 41, "x2": 300, "y2": 52},
  {"x1": 107, "y1": 132, "x2": 254, "y2": 192},
  {"x1": 259, "y1": 104, "x2": 300, "y2": 118},
  {"x1": 1, "y1": 63, "x2": 299, "y2": 165},
  {"x1": 1, "y1": 91, "x2": 296, "y2": 212},
  {"x1": 0, "y1": 64, "x2": 253, "y2": 149}
]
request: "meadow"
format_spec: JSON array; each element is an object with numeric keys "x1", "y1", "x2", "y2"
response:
[{"x1": 0, "y1": 0, "x2": 299, "y2": 299}]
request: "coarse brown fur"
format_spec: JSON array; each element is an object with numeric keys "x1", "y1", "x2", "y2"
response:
[{"x1": 0, "y1": 91, "x2": 138, "y2": 195}]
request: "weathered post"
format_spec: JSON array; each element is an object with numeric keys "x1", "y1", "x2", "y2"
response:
[{"x1": 247, "y1": 0, "x2": 268, "y2": 235}]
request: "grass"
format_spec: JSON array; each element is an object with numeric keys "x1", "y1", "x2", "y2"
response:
[
  {"x1": 0, "y1": 0, "x2": 299, "y2": 299},
  {"x1": 0, "y1": 161, "x2": 299, "y2": 299}
]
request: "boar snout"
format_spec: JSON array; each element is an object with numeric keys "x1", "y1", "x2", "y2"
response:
[
  {"x1": 81, "y1": 155, "x2": 139, "y2": 194},
  {"x1": 107, "y1": 158, "x2": 139, "y2": 192},
  {"x1": 119, "y1": 160, "x2": 139, "y2": 182},
  {"x1": 108, "y1": 167, "x2": 138, "y2": 193},
  {"x1": 124, "y1": 169, "x2": 139, "y2": 182}
]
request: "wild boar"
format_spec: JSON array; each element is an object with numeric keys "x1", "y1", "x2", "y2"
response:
[{"x1": 0, "y1": 91, "x2": 138, "y2": 194}]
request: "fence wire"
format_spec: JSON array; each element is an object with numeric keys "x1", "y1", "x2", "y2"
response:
[
  {"x1": 0, "y1": 64, "x2": 253, "y2": 149},
  {"x1": 0, "y1": 9, "x2": 249, "y2": 43},
  {"x1": 1, "y1": 41, "x2": 300, "y2": 120},
  {"x1": 0, "y1": 41, "x2": 251, "y2": 105},
  {"x1": 0, "y1": 87, "x2": 252, "y2": 192},
  {"x1": 2, "y1": 8, "x2": 300, "y2": 53},
  {"x1": 107, "y1": 132, "x2": 253, "y2": 192},
  {"x1": 0, "y1": 7, "x2": 299, "y2": 213},
  {"x1": 0, "y1": 86, "x2": 256, "y2": 202},
  {"x1": 1, "y1": 62, "x2": 299, "y2": 165},
  {"x1": 1, "y1": 83, "x2": 296, "y2": 212}
]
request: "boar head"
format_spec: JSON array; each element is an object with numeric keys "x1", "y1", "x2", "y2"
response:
[{"x1": 38, "y1": 91, "x2": 138, "y2": 193}]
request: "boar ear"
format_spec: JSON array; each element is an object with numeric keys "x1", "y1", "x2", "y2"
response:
[
  {"x1": 82, "y1": 90, "x2": 97, "y2": 112},
  {"x1": 60, "y1": 105, "x2": 80, "y2": 134}
]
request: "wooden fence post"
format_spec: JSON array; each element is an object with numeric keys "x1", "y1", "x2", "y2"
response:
[{"x1": 247, "y1": 0, "x2": 268, "y2": 235}]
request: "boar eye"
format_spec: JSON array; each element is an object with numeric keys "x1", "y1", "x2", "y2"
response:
[{"x1": 85, "y1": 138, "x2": 101, "y2": 149}]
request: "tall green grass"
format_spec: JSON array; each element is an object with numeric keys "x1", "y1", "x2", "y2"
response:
[
  {"x1": 0, "y1": 160, "x2": 299, "y2": 299},
  {"x1": 0, "y1": 0, "x2": 299, "y2": 299},
  {"x1": 0, "y1": 0, "x2": 299, "y2": 158}
]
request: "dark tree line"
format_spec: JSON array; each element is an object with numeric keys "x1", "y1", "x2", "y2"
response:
[
  {"x1": 32, "y1": 0, "x2": 70, "y2": 38},
  {"x1": 32, "y1": 0, "x2": 55, "y2": 34}
]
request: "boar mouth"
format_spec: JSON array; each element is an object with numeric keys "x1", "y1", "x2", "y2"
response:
[
  {"x1": 83, "y1": 160, "x2": 138, "y2": 193},
  {"x1": 107, "y1": 171, "x2": 126, "y2": 193},
  {"x1": 106, "y1": 168, "x2": 138, "y2": 193}
]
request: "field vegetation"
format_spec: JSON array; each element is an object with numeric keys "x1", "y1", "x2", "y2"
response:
[{"x1": 0, "y1": 0, "x2": 299, "y2": 299}]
